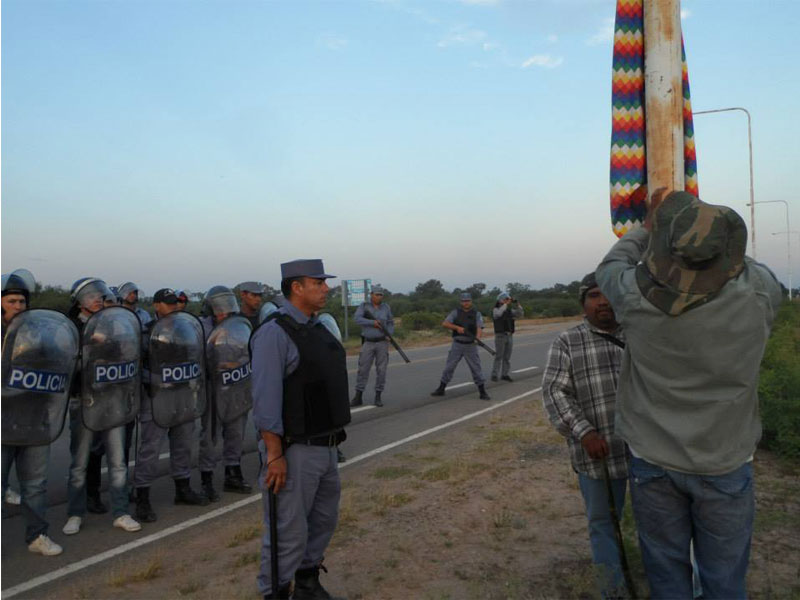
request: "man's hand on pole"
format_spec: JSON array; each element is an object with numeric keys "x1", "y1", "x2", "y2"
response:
[
  {"x1": 262, "y1": 431, "x2": 287, "y2": 494},
  {"x1": 581, "y1": 431, "x2": 610, "y2": 459}
]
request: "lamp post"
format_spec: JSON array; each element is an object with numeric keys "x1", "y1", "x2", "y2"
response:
[
  {"x1": 747, "y1": 200, "x2": 791, "y2": 300},
  {"x1": 694, "y1": 107, "x2": 755, "y2": 256},
  {"x1": 772, "y1": 230, "x2": 799, "y2": 301}
]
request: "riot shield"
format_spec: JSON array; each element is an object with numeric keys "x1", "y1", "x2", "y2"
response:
[
  {"x1": 1, "y1": 309, "x2": 80, "y2": 446},
  {"x1": 206, "y1": 315, "x2": 253, "y2": 423},
  {"x1": 80, "y1": 306, "x2": 142, "y2": 432},
  {"x1": 148, "y1": 312, "x2": 207, "y2": 428}
]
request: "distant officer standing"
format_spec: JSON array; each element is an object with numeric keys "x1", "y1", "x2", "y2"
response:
[
  {"x1": 198, "y1": 286, "x2": 252, "y2": 500},
  {"x1": 118, "y1": 282, "x2": 152, "y2": 330},
  {"x1": 490, "y1": 292, "x2": 524, "y2": 382},
  {"x1": 351, "y1": 285, "x2": 394, "y2": 408},
  {"x1": 431, "y1": 293, "x2": 490, "y2": 400},
  {"x1": 250, "y1": 259, "x2": 349, "y2": 599},
  {"x1": 134, "y1": 289, "x2": 208, "y2": 523},
  {"x1": 237, "y1": 281, "x2": 266, "y2": 329}
]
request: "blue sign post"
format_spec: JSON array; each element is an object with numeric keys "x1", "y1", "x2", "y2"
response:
[{"x1": 342, "y1": 279, "x2": 371, "y2": 340}]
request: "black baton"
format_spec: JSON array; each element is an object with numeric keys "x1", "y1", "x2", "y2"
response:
[
  {"x1": 268, "y1": 488, "x2": 279, "y2": 598},
  {"x1": 602, "y1": 458, "x2": 636, "y2": 599}
]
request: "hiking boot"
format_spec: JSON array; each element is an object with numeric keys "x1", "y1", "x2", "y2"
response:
[
  {"x1": 135, "y1": 487, "x2": 158, "y2": 522},
  {"x1": 350, "y1": 390, "x2": 363, "y2": 407},
  {"x1": 501, "y1": 375, "x2": 513, "y2": 382},
  {"x1": 224, "y1": 465, "x2": 253, "y2": 494},
  {"x1": 374, "y1": 392, "x2": 383, "y2": 407},
  {"x1": 430, "y1": 383, "x2": 446, "y2": 397},
  {"x1": 86, "y1": 493, "x2": 108, "y2": 514},
  {"x1": 28, "y1": 534, "x2": 63, "y2": 556},
  {"x1": 478, "y1": 385, "x2": 491, "y2": 401},
  {"x1": 176, "y1": 477, "x2": 210, "y2": 506},
  {"x1": 62, "y1": 515, "x2": 82, "y2": 535},
  {"x1": 113, "y1": 514, "x2": 142, "y2": 532},
  {"x1": 263, "y1": 583, "x2": 291, "y2": 599},
  {"x1": 201, "y1": 471, "x2": 220, "y2": 502},
  {"x1": 293, "y1": 565, "x2": 335, "y2": 600}
]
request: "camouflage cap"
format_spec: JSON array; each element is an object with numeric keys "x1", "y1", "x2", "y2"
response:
[{"x1": 635, "y1": 191, "x2": 746, "y2": 316}]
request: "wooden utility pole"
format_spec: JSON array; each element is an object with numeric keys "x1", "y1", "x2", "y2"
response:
[{"x1": 643, "y1": 0, "x2": 684, "y2": 200}]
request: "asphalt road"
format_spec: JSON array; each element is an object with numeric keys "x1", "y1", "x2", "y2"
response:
[{"x1": 1, "y1": 322, "x2": 569, "y2": 596}]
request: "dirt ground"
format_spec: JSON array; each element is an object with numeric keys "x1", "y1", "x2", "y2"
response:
[{"x1": 48, "y1": 397, "x2": 799, "y2": 600}]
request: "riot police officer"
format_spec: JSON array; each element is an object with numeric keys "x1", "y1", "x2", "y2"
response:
[
  {"x1": 134, "y1": 289, "x2": 208, "y2": 522},
  {"x1": 250, "y1": 259, "x2": 349, "y2": 599},
  {"x1": 431, "y1": 293, "x2": 491, "y2": 400},
  {"x1": 118, "y1": 282, "x2": 152, "y2": 330},
  {"x1": 2, "y1": 269, "x2": 67, "y2": 556},
  {"x1": 351, "y1": 285, "x2": 394, "y2": 408},
  {"x1": 237, "y1": 281, "x2": 266, "y2": 329},
  {"x1": 62, "y1": 278, "x2": 142, "y2": 536},
  {"x1": 176, "y1": 290, "x2": 189, "y2": 312},
  {"x1": 198, "y1": 286, "x2": 252, "y2": 500}
]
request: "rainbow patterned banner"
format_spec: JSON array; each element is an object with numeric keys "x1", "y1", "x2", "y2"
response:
[{"x1": 610, "y1": 0, "x2": 698, "y2": 237}]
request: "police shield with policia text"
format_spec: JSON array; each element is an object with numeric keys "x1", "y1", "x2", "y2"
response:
[
  {"x1": 2, "y1": 269, "x2": 79, "y2": 556},
  {"x1": 250, "y1": 258, "x2": 350, "y2": 599},
  {"x1": 431, "y1": 293, "x2": 491, "y2": 400}
]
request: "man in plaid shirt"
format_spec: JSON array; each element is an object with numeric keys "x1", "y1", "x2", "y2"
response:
[{"x1": 542, "y1": 272, "x2": 627, "y2": 596}]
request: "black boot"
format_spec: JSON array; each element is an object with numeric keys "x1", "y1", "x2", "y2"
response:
[
  {"x1": 337, "y1": 449, "x2": 347, "y2": 464},
  {"x1": 350, "y1": 390, "x2": 363, "y2": 407},
  {"x1": 478, "y1": 385, "x2": 491, "y2": 400},
  {"x1": 293, "y1": 565, "x2": 335, "y2": 600},
  {"x1": 374, "y1": 392, "x2": 383, "y2": 407},
  {"x1": 201, "y1": 471, "x2": 221, "y2": 502},
  {"x1": 135, "y1": 487, "x2": 157, "y2": 523},
  {"x1": 175, "y1": 477, "x2": 210, "y2": 506},
  {"x1": 501, "y1": 375, "x2": 513, "y2": 382},
  {"x1": 224, "y1": 465, "x2": 253, "y2": 494},
  {"x1": 430, "y1": 383, "x2": 446, "y2": 397}
]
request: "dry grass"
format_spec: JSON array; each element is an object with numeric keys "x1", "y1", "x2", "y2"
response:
[
  {"x1": 107, "y1": 556, "x2": 163, "y2": 587},
  {"x1": 226, "y1": 522, "x2": 262, "y2": 548}
]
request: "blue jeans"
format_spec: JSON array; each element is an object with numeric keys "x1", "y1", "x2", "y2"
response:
[
  {"x1": 2, "y1": 444, "x2": 50, "y2": 543},
  {"x1": 67, "y1": 406, "x2": 129, "y2": 519},
  {"x1": 578, "y1": 473, "x2": 628, "y2": 595},
  {"x1": 629, "y1": 456, "x2": 754, "y2": 599}
]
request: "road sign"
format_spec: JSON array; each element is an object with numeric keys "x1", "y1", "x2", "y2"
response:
[{"x1": 342, "y1": 279, "x2": 371, "y2": 307}]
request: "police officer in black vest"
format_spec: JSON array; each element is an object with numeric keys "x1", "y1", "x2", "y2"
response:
[
  {"x1": 250, "y1": 259, "x2": 350, "y2": 599},
  {"x1": 431, "y1": 292, "x2": 490, "y2": 400}
]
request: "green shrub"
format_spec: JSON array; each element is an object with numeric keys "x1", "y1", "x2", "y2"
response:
[
  {"x1": 400, "y1": 311, "x2": 444, "y2": 331},
  {"x1": 759, "y1": 302, "x2": 800, "y2": 461}
]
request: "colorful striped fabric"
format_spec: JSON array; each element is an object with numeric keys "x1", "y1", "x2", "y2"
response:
[{"x1": 610, "y1": 0, "x2": 698, "y2": 237}]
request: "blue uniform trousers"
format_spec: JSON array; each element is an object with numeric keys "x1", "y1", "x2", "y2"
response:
[
  {"x1": 133, "y1": 412, "x2": 194, "y2": 487},
  {"x1": 355, "y1": 339, "x2": 389, "y2": 393},
  {"x1": 199, "y1": 410, "x2": 247, "y2": 471},
  {"x1": 440, "y1": 341, "x2": 485, "y2": 386},
  {"x1": 257, "y1": 442, "x2": 340, "y2": 596}
]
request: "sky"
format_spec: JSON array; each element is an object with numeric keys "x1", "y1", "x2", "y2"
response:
[{"x1": 2, "y1": 0, "x2": 799, "y2": 296}]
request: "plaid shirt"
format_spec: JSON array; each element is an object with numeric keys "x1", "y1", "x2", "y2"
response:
[{"x1": 542, "y1": 319, "x2": 628, "y2": 480}]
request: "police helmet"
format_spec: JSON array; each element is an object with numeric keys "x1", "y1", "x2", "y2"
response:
[
  {"x1": 118, "y1": 282, "x2": 140, "y2": 303},
  {"x1": 258, "y1": 295, "x2": 286, "y2": 324},
  {"x1": 317, "y1": 313, "x2": 342, "y2": 343},
  {"x1": 70, "y1": 277, "x2": 115, "y2": 310},
  {"x1": 202, "y1": 285, "x2": 239, "y2": 318},
  {"x1": 2, "y1": 268, "x2": 36, "y2": 302}
]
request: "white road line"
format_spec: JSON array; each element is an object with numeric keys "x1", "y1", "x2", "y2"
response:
[
  {"x1": 444, "y1": 381, "x2": 473, "y2": 391},
  {"x1": 350, "y1": 405, "x2": 376, "y2": 414},
  {"x1": 2, "y1": 386, "x2": 543, "y2": 598},
  {"x1": 510, "y1": 366, "x2": 539, "y2": 374}
]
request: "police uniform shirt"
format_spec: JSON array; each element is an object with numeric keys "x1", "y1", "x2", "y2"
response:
[
  {"x1": 249, "y1": 302, "x2": 312, "y2": 437},
  {"x1": 354, "y1": 302, "x2": 394, "y2": 341},
  {"x1": 444, "y1": 309, "x2": 484, "y2": 342}
]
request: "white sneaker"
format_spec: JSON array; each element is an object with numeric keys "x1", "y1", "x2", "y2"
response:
[
  {"x1": 4, "y1": 488, "x2": 22, "y2": 505},
  {"x1": 62, "y1": 516, "x2": 82, "y2": 535},
  {"x1": 28, "y1": 534, "x2": 63, "y2": 556},
  {"x1": 113, "y1": 514, "x2": 142, "y2": 532}
]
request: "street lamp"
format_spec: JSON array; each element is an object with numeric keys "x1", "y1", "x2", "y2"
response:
[
  {"x1": 772, "y1": 230, "x2": 800, "y2": 301},
  {"x1": 694, "y1": 108, "x2": 755, "y2": 256},
  {"x1": 747, "y1": 200, "x2": 791, "y2": 300}
]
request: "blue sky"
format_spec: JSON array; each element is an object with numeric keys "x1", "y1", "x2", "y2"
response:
[{"x1": 2, "y1": 0, "x2": 798, "y2": 295}]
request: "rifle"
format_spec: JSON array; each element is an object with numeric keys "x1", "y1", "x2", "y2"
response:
[
  {"x1": 455, "y1": 329, "x2": 496, "y2": 356},
  {"x1": 362, "y1": 309, "x2": 411, "y2": 364}
]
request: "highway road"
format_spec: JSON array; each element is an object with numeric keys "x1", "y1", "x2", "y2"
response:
[{"x1": 1, "y1": 321, "x2": 571, "y2": 597}]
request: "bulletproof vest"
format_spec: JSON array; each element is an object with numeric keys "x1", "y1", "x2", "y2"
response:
[
  {"x1": 493, "y1": 305, "x2": 515, "y2": 334},
  {"x1": 452, "y1": 308, "x2": 478, "y2": 338},
  {"x1": 273, "y1": 313, "x2": 350, "y2": 438}
]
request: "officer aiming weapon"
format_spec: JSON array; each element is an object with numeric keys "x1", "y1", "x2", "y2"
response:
[{"x1": 362, "y1": 309, "x2": 411, "y2": 364}]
